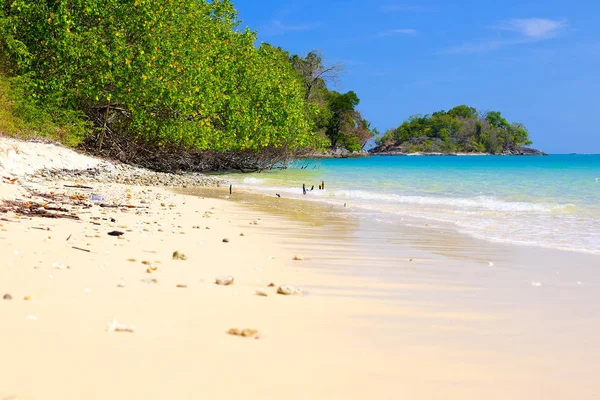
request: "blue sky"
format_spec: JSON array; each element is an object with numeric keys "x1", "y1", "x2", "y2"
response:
[{"x1": 232, "y1": 0, "x2": 600, "y2": 153}]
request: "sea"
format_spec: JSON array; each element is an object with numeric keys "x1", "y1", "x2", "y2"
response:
[{"x1": 221, "y1": 155, "x2": 600, "y2": 255}]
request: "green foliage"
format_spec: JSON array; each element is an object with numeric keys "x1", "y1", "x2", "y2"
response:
[
  {"x1": 289, "y1": 52, "x2": 374, "y2": 151},
  {"x1": 377, "y1": 105, "x2": 532, "y2": 153},
  {"x1": 0, "y1": 74, "x2": 88, "y2": 146},
  {"x1": 0, "y1": 0, "x2": 321, "y2": 155}
]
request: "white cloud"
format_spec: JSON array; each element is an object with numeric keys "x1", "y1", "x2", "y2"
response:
[
  {"x1": 498, "y1": 18, "x2": 567, "y2": 39},
  {"x1": 377, "y1": 29, "x2": 418, "y2": 37},
  {"x1": 443, "y1": 17, "x2": 568, "y2": 54}
]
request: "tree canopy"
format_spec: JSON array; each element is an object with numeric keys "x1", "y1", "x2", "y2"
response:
[
  {"x1": 0, "y1": 0, "x2": 326, "y2": 164},
  {"x1": 376, "y1": 105, "x2": 532, "y2": 154},
  {"x1": 288, "y1": 51, "x2": 374, "y2": 152}
]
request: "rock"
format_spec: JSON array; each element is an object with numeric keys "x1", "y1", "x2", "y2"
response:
[
  {"x1": 227, "y1": 328, "x2": 259, "y2": 338},
  {"x1": 222, "y1": 238, "x2": 229, "y2": 243},
  {"x1": 108, "y1": 230, "x2": 124, "y2": 237},
  {"x1": 215, "y1": 275, "x2": 234, "y2": 286},
  {"x1": 172, "y1": 251, "x2": 187, "y2": 260},
  {"x1": 277, "y1": 285, "x2": 301, "y2": 296},
  {"x1": 267, "y1": 283, "x2": 276, "y2": 287},
  {"x1": 3, "y1": 293, "x2": 12, "y2": 300},
  {"x1": 255, "y1": 289, "x2": 268, "y2": 297},
  {"x1": 293, "y1": 255, "x2": 304, "y2": 261},
  {"x1": 239, "y1": 233, "x2": 245, "y2": 237}
]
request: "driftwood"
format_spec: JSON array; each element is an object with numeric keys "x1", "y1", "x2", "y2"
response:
[
  {"x1": 64, "y1": 184, "x2": 94, "y2": 190},
  {"x1": 0, "y1": 200, "x2": 79, "y2": 220},
  {"x1": 72, "y1": 246, "x2": 90, "y2": 253}
]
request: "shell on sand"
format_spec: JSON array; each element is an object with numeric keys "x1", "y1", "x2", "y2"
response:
[
  {"x1": 277, "y1": 285, "x2": 301, "y2": 296},
  {"x1": 172, "y1": 251, "x2": 187, "y2": 260},
  {"x1": 255, "y1": 289, "x2": 268, "y2": 297},
  {"x1": 107, "y1": 319, "x2": 135, "y2": 333},
  {"x1": 215, "y1": 275, "x2": 234, "y2": 286}
]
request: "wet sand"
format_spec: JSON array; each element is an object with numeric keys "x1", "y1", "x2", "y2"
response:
[{"x1": 183, "y1": 186, "x2": 600, "y2": 399}]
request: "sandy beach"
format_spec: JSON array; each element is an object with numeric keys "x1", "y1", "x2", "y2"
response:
[
  {"x1": 0, "y1": 138, "x2": 403, "y2": 399},
  {"x1": 2, "y1": 137, "x2": 600, "y2": 399}
]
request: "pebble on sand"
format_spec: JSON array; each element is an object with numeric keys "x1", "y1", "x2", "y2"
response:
[
  {"x1": 267, "y1": 283, "x2": 276, "y2": 287},
  {"x1": 3, "y1": 293, "x2": 12, "y2": 300},
  {"x1": 277, "y1": 285, "x2": 301, "y2": 296},
  {"x1": 293, "y1": 255, "x2": 304, "y2": 261},
  {"x1": 222, "y1": 238, "x2": 229, "y2": 243},
  {"x1": 172, "y1": 251, "x2": 188, "y2": 260},
  {"x1": 176, "y1": 284, "x2": 188, "y2": 288},
  {"x1": 215, "y1": 275, "x2": 234, "y2": 286},
  {"x1": 146, "y1": 265, "x2": 158, "y2": 273},
  {"x1": 107, "y1": 230, "x2": 125, "y2": 237},
  {"x1": 227, "y1": 328, "x2": 259, "y2": 338}
]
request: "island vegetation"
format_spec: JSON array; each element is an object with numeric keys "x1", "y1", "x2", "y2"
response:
[
  {"x1": 372, "y1": 105, "x2": 538, "y2": 155},
  {"x1": 0, "y1": 0, "x2": 374, "y2": 171}
]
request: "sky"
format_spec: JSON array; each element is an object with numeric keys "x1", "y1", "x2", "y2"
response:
[{"x1": 232, "y1": 0, "x2": 600, "y2": 153}]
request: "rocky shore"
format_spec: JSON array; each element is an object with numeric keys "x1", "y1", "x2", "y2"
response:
[
  {"x1": 301, "y1": 147, "x2": 370, "y2": 159},
  {"x1": 368, "y1": 143, "x2": 547, "y2": 156}
]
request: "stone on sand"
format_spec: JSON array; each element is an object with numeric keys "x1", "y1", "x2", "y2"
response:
[
  {"x1": 227, "y1": 328, "x2": 259, "y2": 338},
  {"x1": 215, "y1": 275, "x2": 234, "y2": 286},
  {"x1": 277, "y1": 285, "x2": 301, "y2": 296}
]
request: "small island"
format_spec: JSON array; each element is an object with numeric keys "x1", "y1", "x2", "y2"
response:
[{"x1": 369, "y1": 105, "x2": 546, "y2": 156}]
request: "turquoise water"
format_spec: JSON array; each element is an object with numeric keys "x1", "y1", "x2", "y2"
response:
[{"x1": 223, "y1": 155, "x2": 600, "y2": 254}]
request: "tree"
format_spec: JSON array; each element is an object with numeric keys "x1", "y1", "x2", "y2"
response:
[
  {"x1": 376, "y1": 105, "x2": 533, "y2": 153},
  {"x1": 290, "y1": 51, "x2": 345, "y2": 102},
  {"x1": 0, "y1": 0, "x2": 322, "y2": 166}
]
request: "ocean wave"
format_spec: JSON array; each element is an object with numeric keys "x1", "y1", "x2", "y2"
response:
[
  {"x1": 242, "y1": 177, "x2": 264, "y2": 184},
  {"x1": 333, "y1": 190, "x2": 574, "y2": 213}
]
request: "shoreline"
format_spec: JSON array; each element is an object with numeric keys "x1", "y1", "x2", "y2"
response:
[
  {"x1": 0, "y1": 137, "x2": 407, "y2": 399},
  {"x1": 2, "y1": 137, "x2": 600, "y2": 399},
  {"x1": 0, "y1": 170, "x2": 402, "y2": 399}
]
